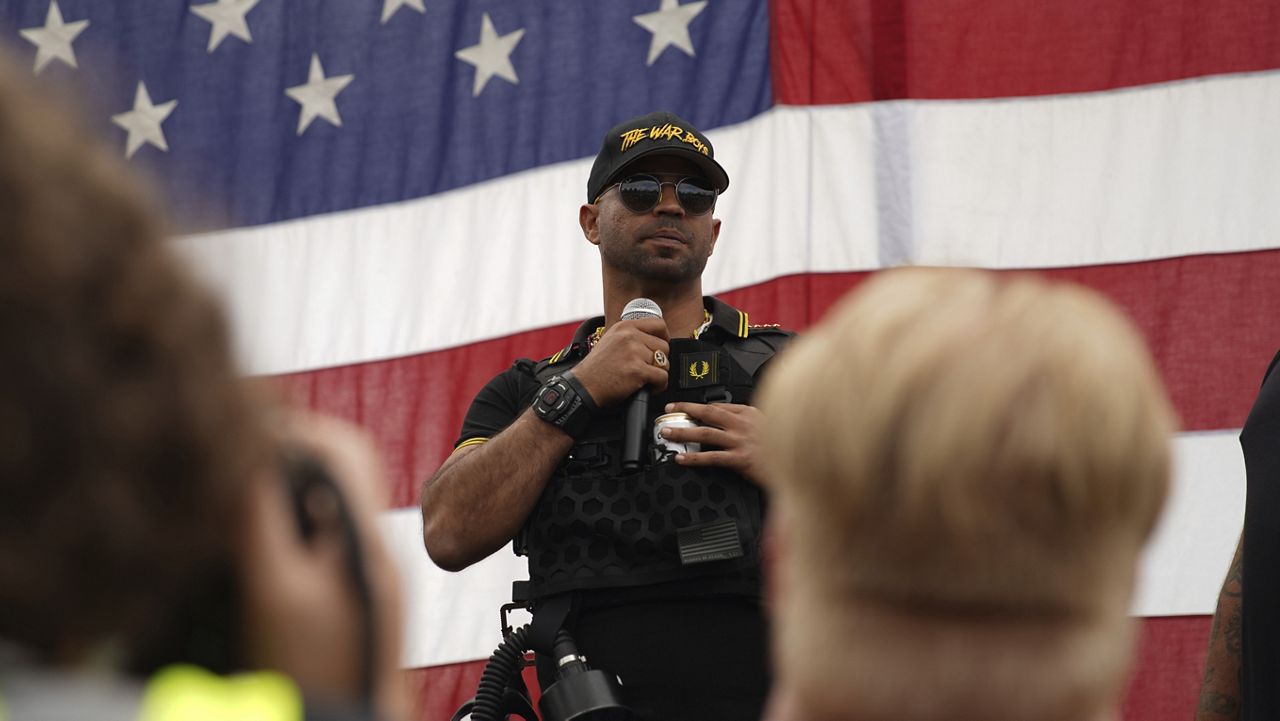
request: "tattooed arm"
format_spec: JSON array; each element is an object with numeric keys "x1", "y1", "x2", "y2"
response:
[{"x1": 1197, "y1": 535, "x2": 1244, "y2": 721}]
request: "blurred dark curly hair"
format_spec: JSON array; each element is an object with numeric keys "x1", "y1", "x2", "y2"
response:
[{"x1": 0, "y1": 57, "x2": 271, "y2": 666}]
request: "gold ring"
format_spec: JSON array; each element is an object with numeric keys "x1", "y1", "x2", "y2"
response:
[{"x1": 654, "y1": 350, "x2": 668, "y2": 367}]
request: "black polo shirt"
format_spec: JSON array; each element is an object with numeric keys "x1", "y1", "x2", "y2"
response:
[
  {"x1": 449, "y1": 296, "x2": 775, "y2": 721},
  {"x1": 1242, "y1": 348, "x2": 1280, "y2": 721}
]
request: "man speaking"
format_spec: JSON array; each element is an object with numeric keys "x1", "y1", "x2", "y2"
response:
[{"x1": 420, "y1": 111, "x2": 792, "y2": 721}]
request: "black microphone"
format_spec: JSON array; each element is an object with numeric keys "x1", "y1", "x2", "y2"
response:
[{"x1": 620, "y1": 298, "x2": 662, "y2": 471}]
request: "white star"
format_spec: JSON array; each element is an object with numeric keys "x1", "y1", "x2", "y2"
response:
[
  {"x1": 190, "y1": 0, "x2": 260, "y2": 53},
  {"x1": 284, "y1": 54, "x2": 354, "y2": 135},
  {"x1": 633, "y1": 0, "x2": 707, "y2": 66},
  {"x1": 18, "y1": 0, "x2": 89, "y2": 75},
  {"x1": 111, "y1": 82, "x2": 178, "y2": 159},
  {"x1": 381, "y1": 0, "x2": 424, "y2": 24},
  {"x1": 454, "y1": 12, "x2": 525, "y2": 97}
]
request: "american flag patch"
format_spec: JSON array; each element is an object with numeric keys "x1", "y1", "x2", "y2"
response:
[{"x1": 677, "y1": 519, "x2": 743, "y2": 565}]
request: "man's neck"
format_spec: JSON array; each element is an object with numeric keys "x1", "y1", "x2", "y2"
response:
[{"x1": 603, "y1": 282, "x2": 707, "y2": 338}]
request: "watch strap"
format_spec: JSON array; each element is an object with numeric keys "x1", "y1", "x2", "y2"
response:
[{"x1": 532, "y1": 371, "x2": 598, "y2": 439}]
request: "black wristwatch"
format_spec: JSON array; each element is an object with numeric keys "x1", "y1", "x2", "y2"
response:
[{"x1": 531, "y1": 371, "x2": 599, "y2": 439}]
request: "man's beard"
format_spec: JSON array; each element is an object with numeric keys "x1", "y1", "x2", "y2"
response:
[{"x1": 599, "y1": 224, "x2": 710, "y2": 283}]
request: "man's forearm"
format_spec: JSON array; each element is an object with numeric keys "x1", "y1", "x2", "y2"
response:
[
  {"x1": 420, "y1": 409, "x2": 574, "y2": 571},
  {"x1": 1197, "y1": 535, "x2": 1243, "y2": 721}
]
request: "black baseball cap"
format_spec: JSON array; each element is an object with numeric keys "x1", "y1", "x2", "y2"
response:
[{"x1": 586, "y1": 110, "x2": 730, "y2": 203}]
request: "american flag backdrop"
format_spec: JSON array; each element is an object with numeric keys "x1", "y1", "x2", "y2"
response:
[{"x1": 2, "y1": 0, "x2": 1279, "y2": 718}]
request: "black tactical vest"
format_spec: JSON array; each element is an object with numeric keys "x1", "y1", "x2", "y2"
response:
[{"x1": 514, "y1": 330, "x2": 792, "y2": 600}]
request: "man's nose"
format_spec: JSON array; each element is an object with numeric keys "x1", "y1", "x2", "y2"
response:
[{"x1": 652, "y1": 183, "x2": 683, "y2": 215}]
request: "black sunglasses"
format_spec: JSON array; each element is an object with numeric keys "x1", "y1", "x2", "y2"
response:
[{"x1": 598, "y1": 174, "x2": 718, "y2": 216}]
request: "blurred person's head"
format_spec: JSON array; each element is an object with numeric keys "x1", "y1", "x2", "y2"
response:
[
  {"x1": 758, "y1": 268, "x2": 1175, "y2": 721},
  {"x1": 0, "y1": 55, "x2": 403, "y2": 717},
  {"x1": 0, "y1": 54, "x2": 269, "y2": 669}
]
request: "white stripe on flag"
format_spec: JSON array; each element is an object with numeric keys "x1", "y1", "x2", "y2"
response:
[
  {"x1": 176, "y1": 71, "x2": 1280, "y2": 376},
  {"x1": 1133, "y1": 429, "x2": 1245, "y2": 617}
]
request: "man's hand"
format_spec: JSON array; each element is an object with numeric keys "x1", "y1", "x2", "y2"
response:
[
  {"x1": 660, "y1": 401, "x2": 767, "y2": 485},
  {"x1": 571, "y1": 317, "x2": 671, "y2": 408}
]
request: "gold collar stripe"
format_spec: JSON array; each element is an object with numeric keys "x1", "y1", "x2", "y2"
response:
[{"x1": 454, "y1": 437, "x2": 489, "y2": 452}]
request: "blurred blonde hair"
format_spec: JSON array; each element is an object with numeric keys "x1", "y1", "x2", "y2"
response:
[{"x1": 759, "y1": 268, "x2": 1175, "y2": 721}]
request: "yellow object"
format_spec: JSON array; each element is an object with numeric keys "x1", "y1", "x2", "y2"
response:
[{"x1": 141, "y1": 665, "x2": 302, "y2": 721}]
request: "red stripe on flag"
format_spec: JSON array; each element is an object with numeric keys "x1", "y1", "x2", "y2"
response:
[
  {"x1": 1121, "y1": 616, "x2": 1213, "y2": 721},
  {"x1": 274, "y1": 249, "x2": 1280, "y2": 509},
  {"x1": 408, "y1": 658, "x2": 541, "y2": 721},
  {"x1": 725, "y1": 250, "x2": 1280, "y2": 432},
  {"x1": 770, "y1": 0, "x2": 1280, "y2": 103},
  {"x1": 271, "y1": 324, "x2": 577, "y2": 508}
]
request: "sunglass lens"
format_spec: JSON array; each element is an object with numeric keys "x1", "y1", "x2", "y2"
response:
[
  {"x1": 615, "y1": 175, "x2": 717, "y2": 215},
  {"x1": 618, "y1": 177, "x2": 662, "y2": 213},
  {"x1": 676, "y1": 180, "x2": 716, "y2": 215}
]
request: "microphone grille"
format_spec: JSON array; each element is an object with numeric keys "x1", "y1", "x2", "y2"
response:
[{"x1": 621, "y1": 298, "x2": 663, "y2": 321}]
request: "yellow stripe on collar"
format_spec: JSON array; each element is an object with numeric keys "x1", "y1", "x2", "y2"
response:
[
  {"x1": 737, "y1": 310, "x2": 749, "y2": 337},
  {"x1": 455, "y1": 437, "x2": 489, "y2": 452},
  {"x1": 141, "y1": 665, "x2": 302, "y2": 721}
]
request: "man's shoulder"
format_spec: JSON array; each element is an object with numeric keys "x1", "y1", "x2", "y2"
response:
[
  {"x1": 500, "y1": 348, "x2": 583, "y2": 385},
  {"x1": 727, "y1": 323, "x2": 796, "y2": 353},
  {"x1": 474, "y1": 358, "x2": 544, "y2": 398},
  {"x1": 509, "y1": 357, "x2": 539, "y2": 375},
  {"x1": 484, "y1": 314, "x2": 598, "y2": 389},
  {"x1": 521, "y1": 316, "x2": 602, "y2": 378},
  {"x1": 695, "y1": 320, "x2": 795, "y2": 380},
  {"x1": 744, "y1": 323, "x2": 795, "y2": 339},
  {"x1": 703, "y1": 295, "x2": 795, "y2": 343}
]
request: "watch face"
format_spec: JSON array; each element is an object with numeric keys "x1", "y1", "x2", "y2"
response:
[
  {"x1": 534, "y1": 375, "x2": 589, "y2": 437},
  {"x1": 536, "y1": 377, "x2": 571, "y2": 420}
]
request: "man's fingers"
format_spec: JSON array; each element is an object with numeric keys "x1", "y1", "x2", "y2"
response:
[
  {"x1": 674, "y1": 450, "x2": 738, "y2": 467},
  {"x1": 665, "y1": 401, "x2": 753, "y2": 430},
  {"x1": 604, "y1": 317, "x2": 670, "y2": 344},
  {"x1": 659, "y1": 402, "x2": 765, "y2": 484},
  {"x1": 629, "y1": 316, "x2": 670, "y2": 341},
  {"x1": 661, "y1": 424, "x2": 731, "y2": 447},
  {"x1": 643, "y1": 364, "x2": 669, "y2": 393},
  {"x1": 615, "y1": 327, "x2": 669, "y2": 379},
  {"x1": 575, "y1": 322, "x2": 673, "y2": 406}
]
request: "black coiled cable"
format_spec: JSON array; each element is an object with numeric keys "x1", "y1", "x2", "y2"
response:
[{"x1": 470, "y1": 624, "x2": 532, "y2": 721}]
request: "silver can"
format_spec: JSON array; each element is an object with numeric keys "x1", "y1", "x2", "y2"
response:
[{"x1": 653, "y1": 412, "x2": 700, "y2": 458}]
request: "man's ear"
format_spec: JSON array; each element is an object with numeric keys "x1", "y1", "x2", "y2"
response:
[
  {"x1": 580, "y1": 204, "x2": 601, "y2": 247},
  {"x1": 709, "y1": 217, "x2": 721, "y2": 256}
]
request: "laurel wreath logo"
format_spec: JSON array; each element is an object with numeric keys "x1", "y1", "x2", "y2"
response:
[{"x1": 689, "y1": 360, "x2": 710, "y2": 380}]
